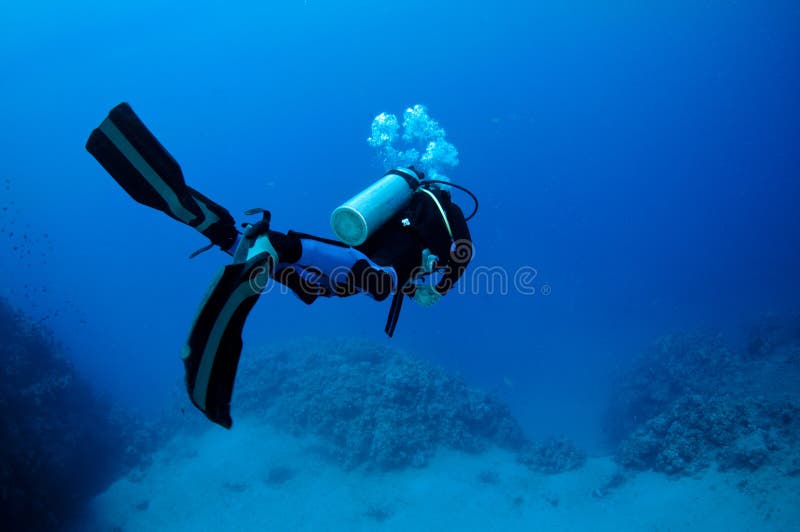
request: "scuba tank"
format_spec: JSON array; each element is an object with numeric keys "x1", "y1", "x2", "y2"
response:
[{"x1": 330, "y1": 167, "x2": 422, "y2": 246}]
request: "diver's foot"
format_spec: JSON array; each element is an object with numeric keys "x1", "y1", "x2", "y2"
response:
[{"x1": 237, "y1": 211, "x2": 301, "y2": 266}]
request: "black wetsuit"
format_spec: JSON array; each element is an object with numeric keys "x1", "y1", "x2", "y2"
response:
[{"x1": 357, "y1": 187, "x2": 474, "y2": 296}]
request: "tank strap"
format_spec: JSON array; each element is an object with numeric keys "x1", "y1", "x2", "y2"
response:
[
  {"x1": 419, "y1": 188, "x2": 453, "y2": 242},
  {"x1": 288, "y1": 230, "x2": 349, "y2": 247}
]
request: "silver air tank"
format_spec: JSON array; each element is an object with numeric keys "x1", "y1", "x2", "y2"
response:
[{"x1": 331, "y1": 167, "x2": 421, "y2": 246}]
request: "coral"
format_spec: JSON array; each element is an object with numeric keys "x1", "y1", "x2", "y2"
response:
[
  {"x1": 235, "y1": 338, "x2": 527, "y2": 470},
  {"x1": 609, "y1": 324, "x2": 800, "y2": 477},
  {"x1": 745, "y1": 313, "x2": 800, "y2": 359},
  {"x1": 616, "y1": 394, "x2": 799, "y2": 475},
  {"x1": 605, "y1": 332, "x2": 738, "y2": 442},
  {"x1": 719, "y1": 430, "x2": 771, "y2": 471},
  {"x1": 516, "y1": 437, "x2": 586, "y2": 474},
  {"x1": 0, "y1": 297, "x2": 155, "y2": 529}
]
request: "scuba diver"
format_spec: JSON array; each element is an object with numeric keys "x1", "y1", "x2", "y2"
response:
[{"x1": 86, "y1": 103, "x2": 476, "y2": 428}]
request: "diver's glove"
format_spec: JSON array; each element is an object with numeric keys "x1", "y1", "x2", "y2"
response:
[
  {"x1": 412, "y1": 284, "x2": 443, "y2": 307},
  {"x1": 421, "y1": 248, "x2": 439, "y2": 274}
]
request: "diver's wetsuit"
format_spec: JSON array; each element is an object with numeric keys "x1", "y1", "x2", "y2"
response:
[
  {"x1": 358, "y1": 187, "x2": 473, "y2": 297},
  {"x1": 266, "y1": 187, "x2": 473, "y2": 305}
]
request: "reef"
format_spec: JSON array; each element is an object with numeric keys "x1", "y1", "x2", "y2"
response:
[
  {"x1": 608, "y1": 317, "x2": 800, "y2": 476},
  {"x1": 0, "y1": 297, "x2": 154, "y2": 530},
  {"x1": 745, "y1": 313, "x2": 800, "y2": 361},
  {"x1": 516, "y1": 437, "x2": 586, "y2": 474},
  {"x1": 236, "y1": 338, "x2": 529, "y2": 470},
  {"x1": 605, "y1": 332, "x2": 737, "y2": 442},
  {"x1": 617, "y1": 394, "x2": 799, "y2": 475}
]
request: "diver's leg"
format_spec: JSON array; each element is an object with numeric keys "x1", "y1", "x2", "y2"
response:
[
  {"x1": 293, "y1": 237, "x2": 397, "y2": 301},
  {"x1": 240, "y1": 229, "x2": 398, "y2": 302}
]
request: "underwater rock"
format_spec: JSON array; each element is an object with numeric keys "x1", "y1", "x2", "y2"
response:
[
  {"x1": 477, "y1": 470, "x2": 501, "y2": 485},
  {"x1": 236, "y1": 338, "x2": 527, "y2": 470},
  {"x1": 364, "y1": 502, "x2": 393, "y2": 522},
  {"x1": 516, "y1": 437, "x2": 586, "y2": 474},
  {"x1": 222, "y1": 481, "x2": 249, "y2": 493},
  {"x1": 263, "y1": 466, "x2": 295, "y2": 485},
  {"x1": 0, "y1": 297, "x2": 156, "y2": 530},
  {"x1": 592, "y1": 470, "x2": 628, "y2": 499},
  {"x1": 543, "y1": 493, "x2": 560, "y2": 507}
]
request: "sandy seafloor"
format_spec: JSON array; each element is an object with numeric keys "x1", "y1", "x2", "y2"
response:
[{"x1": 86, "y1": 417, "x2": 800, "y2": 532}]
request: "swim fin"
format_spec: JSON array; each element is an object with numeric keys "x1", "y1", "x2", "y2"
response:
[
  {"x1": 182, "y1": 213, "x2": 276, "y2": 428},
  {"x1": 86, "y1": 102, "x2": 238, "y2": 251}
]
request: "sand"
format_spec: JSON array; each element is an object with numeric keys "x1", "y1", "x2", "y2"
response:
[{"x1": 87, "y1": 418, "x2": 800, "y2": 531}]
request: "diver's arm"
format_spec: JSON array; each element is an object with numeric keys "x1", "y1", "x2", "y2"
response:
[{"x1": 435, "y1": 203, "x2": 473, "y2": 295}]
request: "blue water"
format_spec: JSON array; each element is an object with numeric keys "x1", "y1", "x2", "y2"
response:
[{"x1": 1, "y1": 0, "x2": 798, "y2": 487}]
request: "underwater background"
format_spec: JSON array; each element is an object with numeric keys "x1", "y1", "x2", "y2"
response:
[{"x1": 1, "y1": 0, "x2": 799, "y2": 530}]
